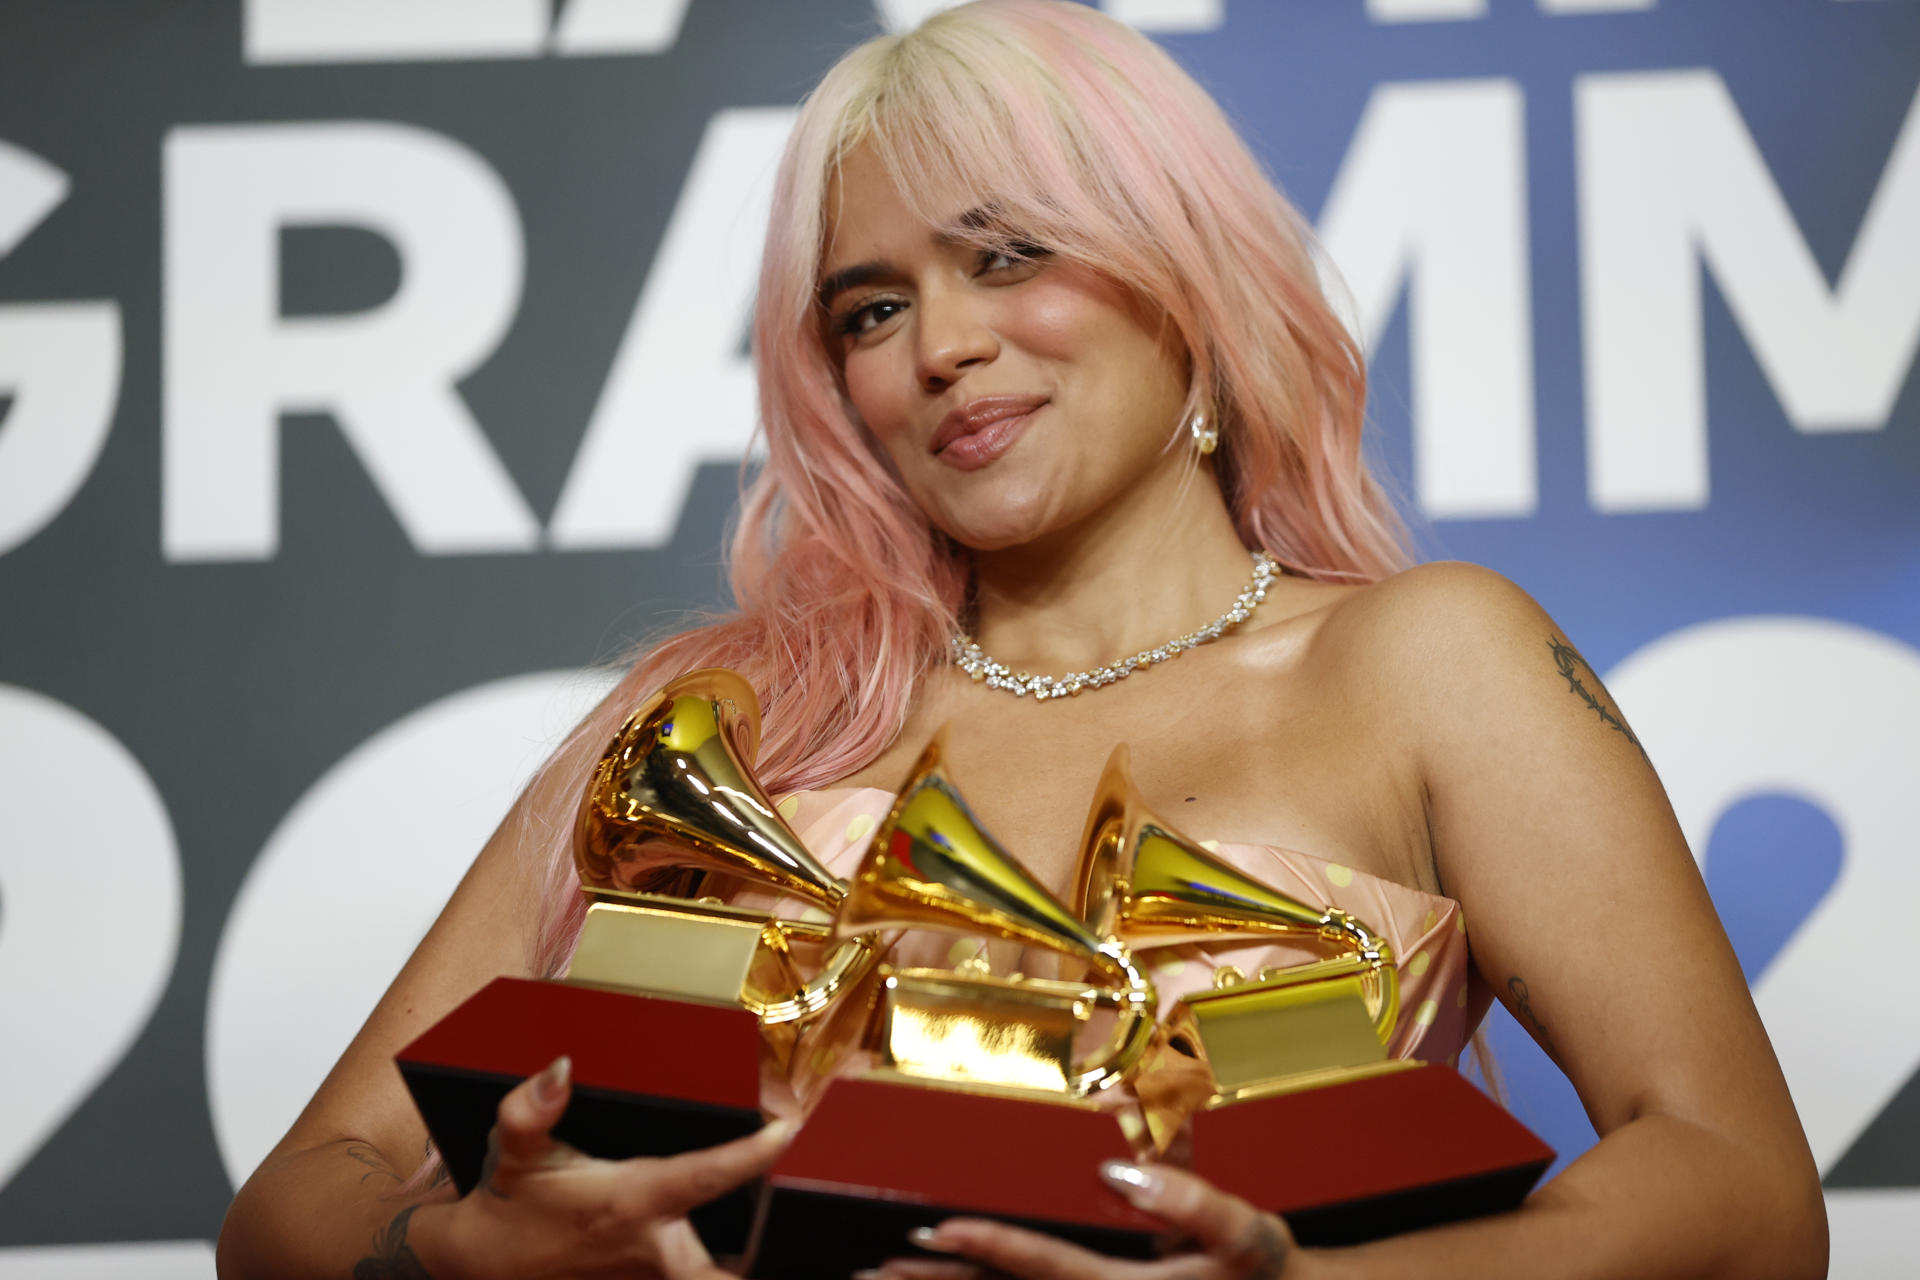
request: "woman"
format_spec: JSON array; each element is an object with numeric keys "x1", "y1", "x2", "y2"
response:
[{"x1": 215, "y1": 3, "x2": 1826, "y2": 1277}]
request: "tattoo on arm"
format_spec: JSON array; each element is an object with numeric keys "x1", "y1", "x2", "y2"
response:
[
  {"x1": 1507, "y1": 976, "x2": 1559, "y2": 1060},
  {"x1": 344, "y1": 1143, "x2": 401, "y2": 1186},
  {"x1": 1546, "y1": 635, "x2": 1648, "y2": 762},
  {"x1": 351, "y1": 1203, "x2": 432, "y2": 1280}
]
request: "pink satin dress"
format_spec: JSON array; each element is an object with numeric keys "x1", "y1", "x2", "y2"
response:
[{"x1": 734, "y1": 786, "x2": 1492, "y2": 1095}]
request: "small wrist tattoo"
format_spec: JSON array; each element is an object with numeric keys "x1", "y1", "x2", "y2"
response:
[{"x1": 351, "y1": 1203, "x2": 433, "y2": 1280}]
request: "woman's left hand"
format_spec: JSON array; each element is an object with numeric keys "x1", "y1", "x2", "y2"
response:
[{"x1": 863, "y1": 1160, "x2": 1319, "y2": 1280}]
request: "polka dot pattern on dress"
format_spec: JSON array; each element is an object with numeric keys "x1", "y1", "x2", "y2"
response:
[
  {"x1": 776, "y1": 794, "x2": 801, "y2": 821},
  {"x1": 946, "y1": 938, "x2": 985, "y2": 967},
  {"x1": 845, "y1": 813, "x2": 874, "y2": 844},
  {"x1": 1323, "y1": 863, "x2": 1354, "y2": 888}
]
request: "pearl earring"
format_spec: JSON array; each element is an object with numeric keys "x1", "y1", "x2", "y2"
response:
[{"x1": 1190, "y1": 410, "x2": 1218, "y2": 455}]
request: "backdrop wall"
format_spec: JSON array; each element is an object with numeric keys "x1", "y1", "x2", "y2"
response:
[{"x1": 0, "y1": 1, "x2": 1914, "y2": 1276}]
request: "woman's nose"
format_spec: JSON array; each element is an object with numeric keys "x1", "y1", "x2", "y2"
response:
[{"x1": 914, "y1": 288, "x2": 999, "y2": 392}]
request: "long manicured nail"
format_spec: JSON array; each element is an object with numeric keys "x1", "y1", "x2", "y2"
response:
[
  {"x1": 1099, "y1": 1160, "x2": 1163, "y2": 1203},
  {"x1": 909, "y1": 1225, "x2": 956, "y2": 1252},
  {"x1": 532, "y1": 1055, "x2": 571, "y2": 1105}
]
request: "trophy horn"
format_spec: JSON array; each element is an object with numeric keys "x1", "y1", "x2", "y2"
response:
[
  {"x1": 834, "y1": 728, "x2": 1157, "y2": 1098},
  {"x1": 575, "y1": 667, "x2": 874, "y2": 1025},
  {"x1": 1071, "y1": 744, "x2": 1399, "y2": 1045}
]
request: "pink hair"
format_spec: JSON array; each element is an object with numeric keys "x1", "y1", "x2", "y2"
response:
[{"x1": 526, "y1": 0, "x2": 1412, "y2": 978}]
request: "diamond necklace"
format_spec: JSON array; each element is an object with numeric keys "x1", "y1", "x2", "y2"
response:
[{"x1": 951, "y1": 550, "x2": 1280, "y2": 701}]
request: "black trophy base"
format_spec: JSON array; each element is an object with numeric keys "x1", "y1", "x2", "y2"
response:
[
  {"x1": 398, "y1": 1059, "x2": 764, "y2": 1248},
  {"x1": 398, "y1": 976, "x2": 768, "y2": 1256}
]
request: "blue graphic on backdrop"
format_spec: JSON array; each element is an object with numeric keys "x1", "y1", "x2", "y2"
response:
[
  {"x1": 1157, "y1": 0, "x2": 1919, "y2": 1178},
  {"x1": 1705, "y1": 794, "x2": 1845, "y2": 985}
]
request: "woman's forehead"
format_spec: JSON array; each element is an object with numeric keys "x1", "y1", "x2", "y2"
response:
[{"x1": 822, "y1": 148, "x2": 974, "y2": 264}]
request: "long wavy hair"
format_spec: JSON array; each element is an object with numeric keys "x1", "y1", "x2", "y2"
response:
[{"x1": 526, "y1": 0, "x2": 1412, "y2": 977}]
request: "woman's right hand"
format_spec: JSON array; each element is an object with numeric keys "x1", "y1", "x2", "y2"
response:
[{"x1": 389, "y1": 1056, "x2": 796, "y2": 1280}]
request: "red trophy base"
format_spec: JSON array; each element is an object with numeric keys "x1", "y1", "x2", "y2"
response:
[
  {"x1": 749, "y1": 1076, "x2": 1162, "y2": 1279},
  {"x1": 397, "y1": 976, "x2": 768, "y2": 1253},
  {"x1": 1190, "y1": 1064, "x2": 1554, "y2": 1246}
]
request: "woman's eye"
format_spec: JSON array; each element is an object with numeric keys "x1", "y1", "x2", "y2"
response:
[
  {"x1": 837, "y1": 297, "x2": 906, "y2": 337},
  {"x1": 978, "y1": 242, "x2": 1052, "y2": 274}
]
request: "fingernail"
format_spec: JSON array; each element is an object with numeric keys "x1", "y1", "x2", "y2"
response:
[
  {"x1": 1099, "y1": 1160, "x2": 1162, "y2": 1203},
  {"x1": 761, "y1": 1117, "x2": 799, "y2": 1145},
  {"x1": 909, "y1": 1225, "x2": 955, "y2": 1252},
  {"x1": 532, "y1": 1055, "x2": 571, "y2": 1105}
]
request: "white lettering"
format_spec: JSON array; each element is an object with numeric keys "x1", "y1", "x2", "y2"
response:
[
  {"x1": 1609, "y1": 616, "x2": 1920, "y2": 1276},
  {"x1": 877, "y1": 0, "x2": 968, "y2": 32},
  {"x1": 0, "y1": 142, "x2": 122, "y2": 558},
  {"x1": 1577, "y1": 72, "x2": 1920, "y2": 510},
  {"x1": 243, "y1": 0, "x2": 547, "y2": 64},
  {"x1": 1366, "y1": 0, "x2": 1487, "y2": 21},
  {"x1": 206, "y1": 669, "x2": 615, "y2": 1187},
  {"x1": 0, "y1": 139, "x2": 68, "y2": 257},
  {"x1": 1608, "y1": 617, "x2": 1920, "y2": 1169},
  {"x1": 548, "y1": 109, "x2": 793, "y2": 550},
  {"x1": 550, "y1": 0, "x2": 691, "y2": 55},
  {"x1": 1101, "y1": 0, "x2": 1225, "y2": 30},
  {"x1": 0, "y1": 1240, "x2": 215, "y2": 1279},
  {"x1": 0, "y1": 687, "x2": 181, "y2": 1193},
  {"x1": 1539, "y1": 0, "x2": 1655, "y2": 12},
  {"x1": 163, "y1": 122, "x2": 538, "y2": 561},
  {"x1": 1316, "y1": 80, "x2": 1536, "y2": 519}
]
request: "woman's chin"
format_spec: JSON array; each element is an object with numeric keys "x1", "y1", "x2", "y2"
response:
[
  {"x1": 935, "y1": 499, "x2": 1078, "y2": 555},
  {"x1": 922, "y1": 487, "x2": 1068, "y2": 555}
]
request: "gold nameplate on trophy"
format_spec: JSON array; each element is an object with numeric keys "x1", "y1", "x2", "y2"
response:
[
  {"x1": 875, "y1": 967, "x2": 1102, "y2": 1096},
  {"x1": 1071, "y1": 744, "x2": 1405, "y2": 1111},
  {"x1": 566, "y1": 891, "x2": 834, "y2": 1010}
]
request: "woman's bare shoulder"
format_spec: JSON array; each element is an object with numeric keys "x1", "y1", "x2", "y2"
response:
[
  {"x1": 1300, "y1": 559, "x2": 1555, "y2": 687},
  {"x1": 1329, "y1": 558, "x2": 1539, "y2": 625},
  {"x1": 1288, "y1": 560, "x2": 1626, "y2": 801}
]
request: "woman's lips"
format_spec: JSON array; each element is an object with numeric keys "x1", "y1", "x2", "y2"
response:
[{"x1": 933, "y1": 403, "x2": 1045, "y2": 471}]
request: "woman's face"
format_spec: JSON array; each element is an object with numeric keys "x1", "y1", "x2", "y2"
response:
[{"x1": 819, "y1": 145, "x2": 1192, "y2": 552}]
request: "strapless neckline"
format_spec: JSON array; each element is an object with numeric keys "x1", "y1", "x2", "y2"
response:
[
  {"x1": 775, "y1": 784, "x2": 1463, "y2": 914},
  {"x1": 763, "y1": 783, "x2": 1487, "y2": 1068}
]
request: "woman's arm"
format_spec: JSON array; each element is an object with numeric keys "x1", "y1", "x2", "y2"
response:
[
  {"x1": 217, "y1": 758, "x2": 555, "y2": 1278},
  {"x1": 215, "y1": 698, "x2": 794, "y2": 1279},
  {"x1": 882, "y1": 562, "x2": 1826, "y2": 1280},
  {"x1": 1348, "y1": 561, "x2": 1825, "y2": 1279}
]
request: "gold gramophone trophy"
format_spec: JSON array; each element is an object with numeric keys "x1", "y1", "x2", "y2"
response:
[
  {"x1": 749, "y1": 730, "x2": 1170, "y2": 1277},
  {"x1": 1071, "y1": 744, "x2": 1553, "y2": 1246},
  {"x1": 396, "y1": 668, "x2": 877, "y2": 1253}
]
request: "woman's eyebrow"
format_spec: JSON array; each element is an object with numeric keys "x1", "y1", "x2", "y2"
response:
[
  {"x1": 949, "y1": 205, "x2": 997, "y2": 232},
  {"x1": 817, "y1": 260, "x2": 891, "y2": 310},
  {"x1": 932, "y1": 205, "x2": 1005, "y2": 245},
  {"x1": 816, "y1": 208, "x2": 1004, "y2": 308}
]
